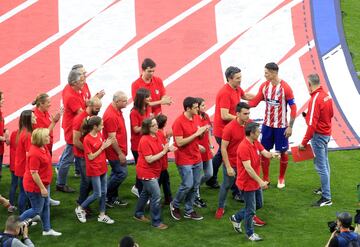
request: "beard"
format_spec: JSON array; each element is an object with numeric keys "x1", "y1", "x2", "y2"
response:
[{"x1": 91, "y1": 110, "x2": 100, "y2": 116}]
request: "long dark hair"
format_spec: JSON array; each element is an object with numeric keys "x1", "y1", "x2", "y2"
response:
[
  {"x1": 133, "y1": 88, "x2": 150, "y2": 115},
  {"x1": 80, "y1": 116, "x2": 102, "y2": 137},
  {"x1": 195, "y1": 97, "x2": 208, "y2": 120},
  {"x1": 16, "y1": 110, "x2": 34, "y2": 144}
]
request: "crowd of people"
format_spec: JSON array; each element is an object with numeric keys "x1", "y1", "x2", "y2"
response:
[{"x1": 1, "y1": 57, "x2": 358, "y2": 245}]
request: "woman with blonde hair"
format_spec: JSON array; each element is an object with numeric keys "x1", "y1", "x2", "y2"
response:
[{"x1": 20, "y1": 128, "x2": 61, "y2": 236}]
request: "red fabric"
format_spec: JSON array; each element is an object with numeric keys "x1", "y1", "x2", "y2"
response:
[
  {"x1": 236, "y1": 138, "x2": 264, "y2": 191},
  {"x1": 33, "y1": 107, "x2": 53, "y2": 152},
  {"x1": 130, "y1": 108, "x2": 151, "y2": 151},
  {"x1": 222, "y1": 118, "x2": 248, "y2": 167},
  {"x1": 14, "y1": 130, "x2": 31, "y2": 177},
  {"x1": 198, "y1": 113, "x2": 213, "y2": 161},
  {"x1": 172, "y1": 114, "x2": 201, "y2": 165},
  {"x1": 103, "y1": 104, "x2": 128, "y2": 160},
  {"x1": 301, "y1": 86, "x2": 333, "y2": 145},
  {"x1": 0, "y1": 110, "x2": 4, "y2": 154},
  {"x1": 83, "y1": 133, "x2": 107, "y2": 176},
  {"x1": 156, "y1": 130, "x2": 168, "y2": 170},
  {"x1": 131, "y1": 76, "x2": 165, "y2": 115},
  {"x1": 213, "y1": 84, "x2": 244, "y2": 138},
  {"x1": 9, "y1": 130, "x2": 17, "y2": 172},
  {"x1": 72, "y1": 111, "x2": 89, "y2": 158},
  {"x1": 248, "y1": 80, "x2": 295, "y2": 128},
  {"x1": 136, "y1": 135, "x2": 163, "y2": 179},
  {"x1": 61, "y1": 83, "x2": 90, "y2": 144},
  {"x1": 23, "y1": 145, "x2": 53, "y2": 193}
]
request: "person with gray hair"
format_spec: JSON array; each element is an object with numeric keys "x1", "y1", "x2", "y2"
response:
[
  {"x1": 0, "y1": 215, "x2": 34, "y2": 247},
  {"x1": 229, "y1": 122, "x2": 279, "y2": 241},
  {"x1": 56, "y1": 65, "x2": 94, "y2": 193},
  {"x1": 299, "y1": 73, "x2": 334, "y2": 207},
  {"x1": 103, "y1": 91, "x2": 129, "y2": 207}
]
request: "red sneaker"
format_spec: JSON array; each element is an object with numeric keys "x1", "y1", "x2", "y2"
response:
[
  {"x1": 215, "y1": 208, "x2": 224, "y2": 219},
  {"x1": 253, "y1": 215, "x2": 266, "y2": 226}
]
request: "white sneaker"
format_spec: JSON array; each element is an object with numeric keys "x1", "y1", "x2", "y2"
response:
[
  {"x1": 42, "y1": 229, "x2": 62, "y2": 236},
  {"x1": 98, "y1": 215, "x2": 115, "y2": 224},
  {"x1": 75, "y1": 206, "x2": 86, "y2": 223},
  {"x1": 248, "y1": 233, "x2": 262, "y2": 241},
  {"x1": 50, "y1": 198, "x2": 60, "y2": 206},
  {"x1": 277, "y1": 179, "x2": 285, "y2": 189},
  {"x1": 131, "y1": 185, "x2": 139, "y2": 198}
]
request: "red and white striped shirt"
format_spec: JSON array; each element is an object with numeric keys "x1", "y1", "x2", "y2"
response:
[{"x1": 249, "y1": 80, "x2": 295, "y2": 128}]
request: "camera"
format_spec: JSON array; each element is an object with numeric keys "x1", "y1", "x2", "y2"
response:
[
  {"x1": 328, "y1": 221, "x2": 338, "y2": 233},
  {"x1": 355, "y1": 209, "x2": 360, "y2": 224},
  {"x1": 19, "y1": 215, "x2": 41, "y2": 235}
]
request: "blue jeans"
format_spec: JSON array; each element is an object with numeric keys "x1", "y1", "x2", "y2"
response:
[
  {"x1": 207, "y1": 137, "x2": 222, "y2": 185},
  {"x1": 218, "y1": 165, "x2": 238, "y2": 208},
  {"x1": 9, "y1": 171, "x2": 18, "y2": 206},
  {"x1": 234, "y1": 189, "x2": 263, "y2": 236},
  {"x1": 311, "y1": 133, "x2": 331, "y2": 200},
  {"x1": 106, "y1": 160, "x2": 128, "y2": 203},
  {"x1": 173, "y1": 162, "x2": 202, "y2": 214},
  {"x1": 57, "y1": 144, "x2": 74, "y2": 186},
  {"x1": 18, "y1": 177, "x2": 29, "y2": 214},
  {"x1": 75, "y1": 156, "x2": 92, "y2": 205},
  {"x1": 135, "y1": 179, "x2": 162, "y2": 227},
  {"x1": 81, "y1": 173, "x2": 107, "y2": 213},
  {"x1": 20, "y1": 187, "x2": 51, "y2": 231},
  {"x1": 196, "y1": 159, "x2": 213, "y2": 197}
]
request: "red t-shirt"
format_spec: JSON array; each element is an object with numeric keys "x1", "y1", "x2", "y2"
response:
[
  {"x1": 14, "y1": 129, "x2": 31, "y2": 177},
  {"x1": 9, "y1": 130, "x2": 18, "y2": 172},
  {"x1": 156, "y1": 130, "x2": 168, "y2": 171},
  {"x1": 213, "y1": 84, "x2": 244, "y2": 138},
  {"x1": 131, "y1": 76, "x2": 165, "y2": 115},
  {"x1": 236, "y1": 138, "x2": 264, "y2": 191},
  {"x1": 198, "y1": 113, "x2": 213, "y2": 162},
  {"x1": 23, "y1": 145, "x2": 53, "y2": 193},
  {"x1": 103, "y1": 104, "x2": 127, "y2": 160},
  {"x1": 33, "y1": 107, "x2": 53, "y2": 152},
  {"x1": 61, "y1": 83, "x2": 90, "y2": 144},
  {"x1": 72, "y1": 111, "x2": 89, "y2": 158},
  {"x1": 172, "y1": 114, "x2": 202, "y2": 165},
  {"x1": 83, "y1": 133, "x2": 107, "y2": 177},
  {"x1": 0, "y1": 111, "x2": 4, "y2": 155},
  {"x1": 222, "y1": 119, "x2": 249, "y2": 167},
  {"x1": 130, "y1": 108, "x2": 151, "y2": 151},
  {"x1": 136, "y1": 135, "x2": 163, "y2": 179}
]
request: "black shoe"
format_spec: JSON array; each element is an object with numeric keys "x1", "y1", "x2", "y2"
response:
[
  {"x1": 207, "y1": 182, "x2": 220, "y2": 189},
  {"x1": 194, "y1": 197, "x2": 207, "y2": 208},
  {"x1": 313, "y1": 187, "x2": 322, "y2": 195},
  {"x1": 312, "y1": 196, "x2": 332, "y2": 207}
]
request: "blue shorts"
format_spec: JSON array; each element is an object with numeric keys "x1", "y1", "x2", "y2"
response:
[{"x1": 260, "y1": 125, "x2": 288, "y2": 153}]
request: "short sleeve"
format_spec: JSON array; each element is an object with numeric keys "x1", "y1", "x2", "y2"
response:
[
  {"x1": 218, "y1": 93, "x2": 231, "y2": 109},
  {"x1": 172, "y1": 120, "x2": 183, "y2": 137},
  {"x1": 83, "y1": 137, "x2": 93, "y2": 155},
  {"x1": 222, "y1": 125, "x2": 232, "y2": 142},
  {"x1": 139, "y1": 137, "x2": 153, "y2": 156},
  {"x1": 130, "y1": 110, "x2": 141, "y2": 128},
  {"x1": 239, "y1": 146, "x2": 251, "y2": 162},
  {"x1": 104, "y1": 116, "x2": 118, "y2": 133},
  {"x1": 28, "y1": 155, "x2": 41, "y2": 171},
  {"x1": 67, "y1": 96, "x2": 82, "y2": 114}
]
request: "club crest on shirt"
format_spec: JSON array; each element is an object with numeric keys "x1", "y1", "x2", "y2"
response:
[{"x1": 155, "y1": 89, "x2": 159, "y2": 95}]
